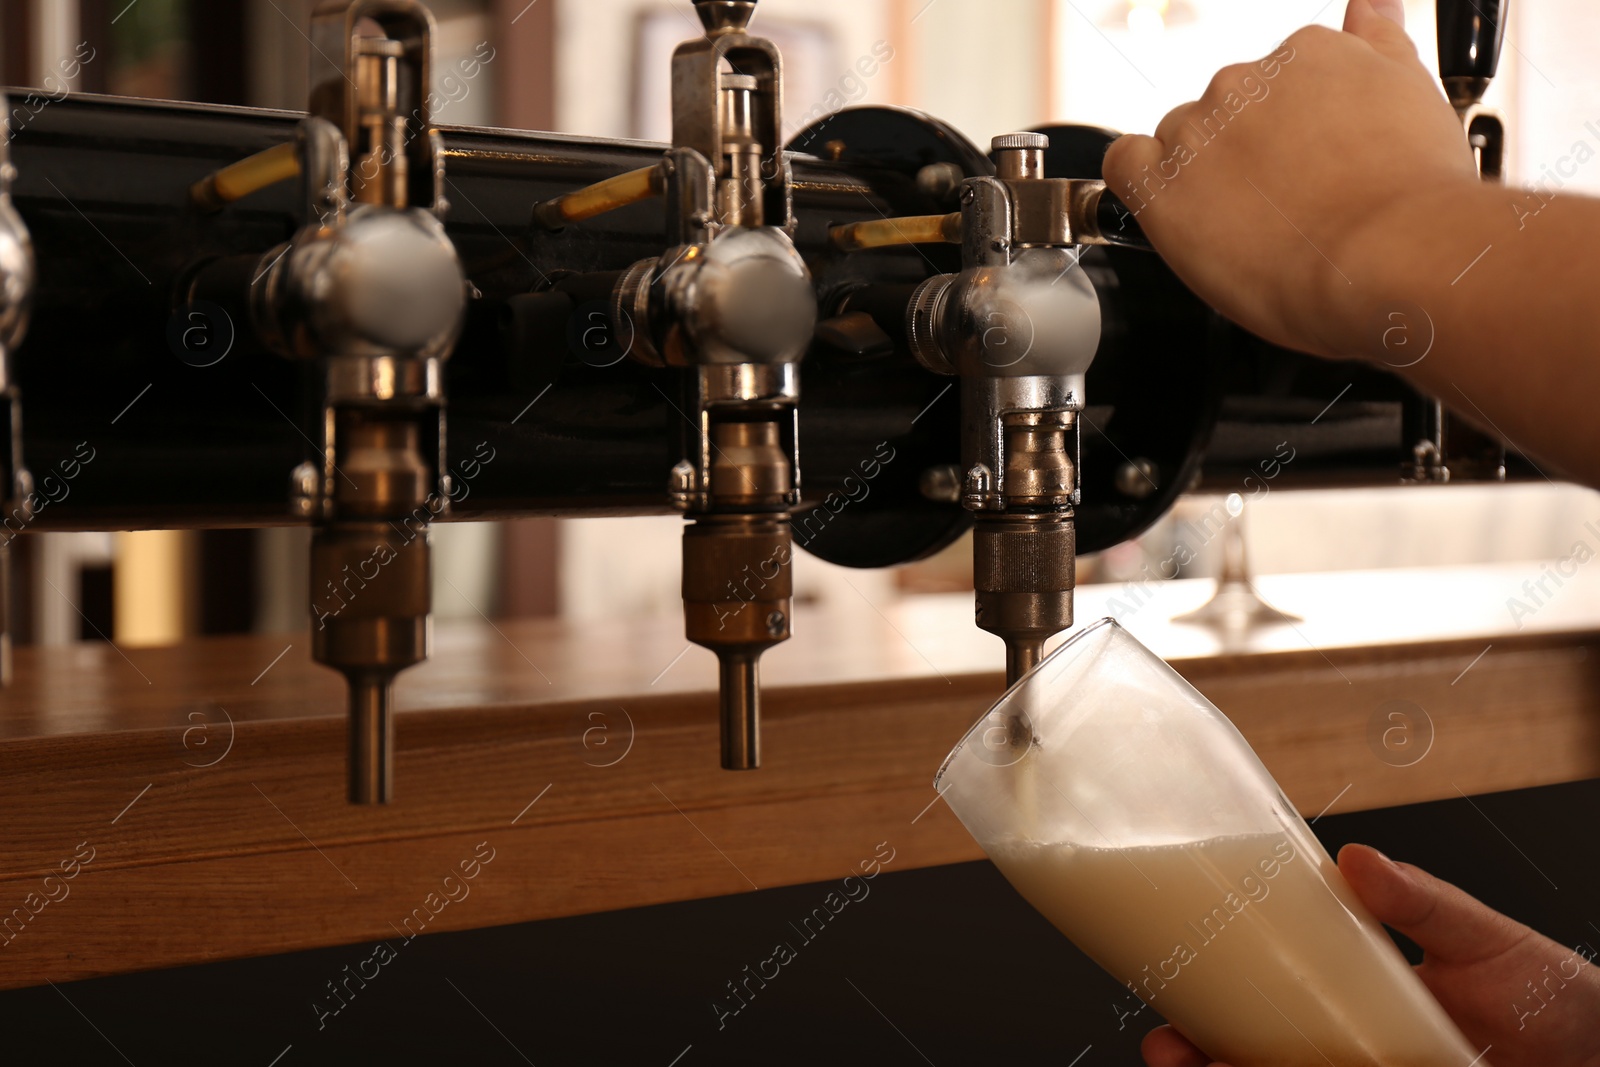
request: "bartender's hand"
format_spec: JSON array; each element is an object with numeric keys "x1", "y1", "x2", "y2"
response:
[
  {"x1": 1103, "y1": 0, "x2": 1600, "y2": 488},
  {"x1": 1102, "y1": 0, "x2": 1479, "y2": 361},
  {"x1": 1140, "y1": 844, "x2": 1600, "y2": 1067}
]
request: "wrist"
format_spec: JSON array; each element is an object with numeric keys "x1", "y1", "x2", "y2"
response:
[{"x1": 1312, "y1": 172, "x2": 1495, "y2": 364}]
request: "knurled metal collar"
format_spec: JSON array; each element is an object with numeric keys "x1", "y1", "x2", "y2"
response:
[
  {"x1": 991, "y1": 132, "x2": 1050, "y2": 152},
  {"x1": 906, "y1": 274, "x2": 956, "y2": 376}
]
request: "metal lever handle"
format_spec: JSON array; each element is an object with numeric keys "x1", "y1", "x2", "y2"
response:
[
  {"x1": 1090, "y1": 189, "x2": 1152, "y2": 251},
  {"x1": 825, "y1": 184, "x2": 1152, "y2": 252}
]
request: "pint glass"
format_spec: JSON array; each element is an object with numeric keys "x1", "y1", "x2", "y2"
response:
[{"x1": 934, "y1": 619, "x2": 1484, "y2": 1067}]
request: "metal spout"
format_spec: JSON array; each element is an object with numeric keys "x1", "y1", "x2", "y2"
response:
[
  {"x1": 1004, "y1": 638, "x2": 1045, "y2": 687},
  {"x1": 718, "y1": 650, "x2": 762, "y2": 770},
  {"x1": 347, "y1": 671, "x2": 395, "y2": 804},
  {"x1": 312, "y1": 520, "x2": 430, "y2": 805},
  {"x1": 682, "y1": 513, "x2": 792, "y2": 773}
]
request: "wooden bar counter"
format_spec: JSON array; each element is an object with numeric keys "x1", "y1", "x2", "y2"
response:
[{"x1": 1, "y1": 562, "x2": 1597, "y2": 991}]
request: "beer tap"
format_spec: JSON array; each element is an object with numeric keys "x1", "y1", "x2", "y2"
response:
[
  {"x1": 1406, "y1": 0, "x2": 1509, "y2": 483},
  {"x1": 830, "y1": 134, "x2": 1125, "y2": 685},
  {"x1": 0, "y1": 99, "x2": 36, "y2": 686},
  {"x1": 532, "y1": 0, "x2": 813, "y2": 769},
  {"x1": 188, "y1": 1, "x2": 465, "y2": 802},
  {"x1": 1439, "y1": 0, "x2": 1508, "y2": 176}
]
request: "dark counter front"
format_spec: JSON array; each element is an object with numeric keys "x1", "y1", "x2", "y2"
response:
[{"x1": 2, "y1": 777, "x2": 1595, "y2": 1066}]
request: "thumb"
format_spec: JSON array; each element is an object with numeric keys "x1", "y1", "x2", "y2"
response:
[
  {"x1": 1343, "y1": 0, "x2": 1419, "y2": 62},
  {"x1": 1338, "y1": 843, "x2": 1532, "y2": 966}
]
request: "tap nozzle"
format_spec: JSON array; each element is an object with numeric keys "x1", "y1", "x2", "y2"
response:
[
  {"x1": 311, "y1": 516, "x2": 430, "y2": 804},
  {"x1": 717, "y1": 650, "x2": 762, "y2": 769},
  {"x1": 974, "y1": 511, "x2": 1076, "y2": 688},
  {"x1": 1004, "y1": 638, "x2": 1047, "y2": 685},
  {"x1": 346, "y1": 670, "x2": 397, "y2": 805},
  {"x1": 683, "y1": 513, "x2": 792, "y2": 770}
]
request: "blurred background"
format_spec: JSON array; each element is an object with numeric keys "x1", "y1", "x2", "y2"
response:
[{"x1": 1, "y1": 0, "x2": 1595, "y2": 650}]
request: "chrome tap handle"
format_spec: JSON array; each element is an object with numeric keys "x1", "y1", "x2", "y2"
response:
[
  {"x1": 692, "y1": 0, "x2": 757, "y2": 35},
  {"x1": 1437, "y1": 0, "x2": 1508, "y2": 105}
]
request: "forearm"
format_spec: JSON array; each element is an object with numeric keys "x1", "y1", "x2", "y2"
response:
[{"x1": 1327, "y1": 178, "x2": 1600, "y2": 486}]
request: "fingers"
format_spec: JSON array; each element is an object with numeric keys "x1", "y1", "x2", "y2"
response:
[
  {"x1": 1346, "y1": 0, "x2": 1405, "y2": 29},
  {"x1": 1343, "y1": 0, "x2": 1420, "y2": 63},
  {"x1": 1103, "y1": 131, "x2": 1160, "y2": 180},
  {"x1": 1103, "y1": 132, "x2": 1167, "y2": 212},
  {"x1": 1152, "y1": 101, "x2": 1202, "y2": 156},
  {"x1": 1141, "y1": 1026, "x2": 1219, "y2": 1067},
  {"x1": 1338, "y1": 843, "x2": 1534, "y2": 966}
]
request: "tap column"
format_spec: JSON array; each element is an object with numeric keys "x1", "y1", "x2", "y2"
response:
[
  {"x1": 905, "y1": 134, "x2": 1104, "y2": 684},
  {"x1": 243, "y1": 2, "x2": 464, "y2": 802},
  {"x1": 611, "y1": 0, "x2": 815, "y2": 768}
]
